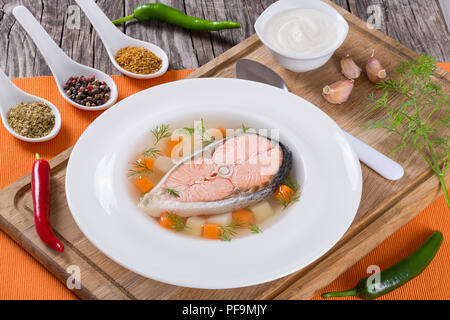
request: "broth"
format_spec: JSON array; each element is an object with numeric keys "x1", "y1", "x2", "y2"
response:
[{"x1": 127, "y1": 116, "x2": 300, "y2": 241}]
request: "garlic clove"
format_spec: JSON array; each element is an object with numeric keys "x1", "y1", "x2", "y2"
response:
[
  {"x1": 366, "y1": 51, "x2": 387, "y2": 83},
  {"x1": 341, "y1": 55, "x2": 362, "y2": 79},
  {"x1": 322, "y1": 79, "x2": 354, "y2": 104}
]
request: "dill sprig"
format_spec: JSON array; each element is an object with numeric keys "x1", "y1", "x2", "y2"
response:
[
  {"x1": 166, "y1": 213, "x2": 190, "y2": 232},
  {"x1": 218, "y1": 219, "x2": 263, "y2": 241},
  {"x1": 142, "y1": 147, "x2": 161, "y2": 158},
  {"x1": 127, "y1": 159, "x2": 153, "y2": 177},
  {"x1": 200, "y1": 118, "x2": 215, "y2": 146},
  {"x1": 279, "y1": 192, "x2": 299, "y2": 209},
  {"x1": 151, "y1": 124, "x2": 171, "y2": 145},
  {"x1": 278, "y1": 176, "x2": 300, "y2": 209},
  {"x1": 241, "y1": 122, "x2": 250, "y2": 133},
  {"x1": 285, "y1": 176, "x2": 300, "y2": 193},
  {"x1": 183, "y1": 127, "x2": 195, "y2": 134},
  {"x1": 200, "y1": 118, "x2": 206, "y2": 146},
  {"x1": 249, "y1": 223, "x2": 262, "y2": 234},
  {"x1": 166, "y1": 188, "x2": 180, "y2": 197},
  {"x1": 218, "y1": 219, "x2": 245, "y2": 242},
  {"x1": 365, "y1": 55, "x2": 449, "y2": 208},
  {"x1": 200, "y1": 119, "x2": 206, "y2": 134}
]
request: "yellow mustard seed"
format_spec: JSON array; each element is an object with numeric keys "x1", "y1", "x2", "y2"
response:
[{"x1": 115, "y1": 46, "x2": 162, "y2": 75}]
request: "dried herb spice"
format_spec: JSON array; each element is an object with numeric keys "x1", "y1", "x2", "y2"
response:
[
  {"x1": 115, "y1": 46, "x2": 162, "y2": 74},
  {"x1": 64, "y1": 75, "x2": 111, "y2": 107},
  {"x1": 7, "y1": 101, "x2": 55, "y2": 138}
]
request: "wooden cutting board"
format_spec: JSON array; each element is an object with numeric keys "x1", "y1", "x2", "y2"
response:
[{"x1": 0, "y1": 0, "x2": 448, "y2": 300}]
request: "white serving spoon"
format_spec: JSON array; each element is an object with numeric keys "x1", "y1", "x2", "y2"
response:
[
  {"x1": 75, "y1": 0, "x2": 169, "y2": 79},
  {"x1": 12, "y1": 5, "x2": 118, "y2": 111},
  {"x1": 236, "y1": 59, "x2": 405, "y2": 181},
  {"x1": 0, "y1": 68, "x2": 61, "y2": 142}
]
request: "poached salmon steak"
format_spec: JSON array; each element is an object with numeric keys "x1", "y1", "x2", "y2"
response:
[{"x1": 139, "y1": 133, "x2": 292, "y2": 217}]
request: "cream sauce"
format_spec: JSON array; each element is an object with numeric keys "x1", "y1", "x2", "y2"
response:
[{"x1": 264, "y1": 8, "x2": 342, "y2": 56}]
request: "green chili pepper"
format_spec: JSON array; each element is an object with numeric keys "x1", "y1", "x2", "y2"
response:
[
  {"x1": 322, "y1": 231, "x2": 443, "y2": 300},
  {"x1": 112, "y1": 3, "x2": 241, "y2": 31}
]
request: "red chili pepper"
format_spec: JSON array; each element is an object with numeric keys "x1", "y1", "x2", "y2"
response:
[{"x1": 31, "y1": 153, "x2": 64, "y2": 252}]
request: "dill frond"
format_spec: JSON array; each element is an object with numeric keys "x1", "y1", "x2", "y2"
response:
[{"x1": 151, "y1": 124, "x2": 171, "y2": 145}]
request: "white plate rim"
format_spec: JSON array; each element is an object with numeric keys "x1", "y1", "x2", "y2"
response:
[{"x1": 66, "y1": 78, "x2": 362, "y2": 289}]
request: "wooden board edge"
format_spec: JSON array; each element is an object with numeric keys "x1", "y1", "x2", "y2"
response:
[
  {"x1": 184, "y1": 34, "x2": 260, "y2": 79},
  {"x1": 185, "y1": 0, "x2": 449, "y2": 86},
  {"x1": 0, "y1": 146, "x2": 73, "y2": 205},
  {"x1": 0, "y1": 146, "x2": 74, "y2": 255},
  {"x1": 0, "y1": 212, "x2": 96, "y2": 300},
  {"x1": 0, "y1": 209, "x2": 135, "y2": 300},
  {"x1": 268, "y1": 172, "x2": 449, "y2": 300},
  {"x1": 0, "y1": 174, "x2": 32, "y2": 213},
  {"x1": 0, "y1": 145, "x2": 134, "y2": 300},
  {"x1": 246, "y1": 167, "x2": 442, "y2": 299}
]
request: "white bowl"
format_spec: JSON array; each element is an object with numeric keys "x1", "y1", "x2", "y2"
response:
[
  {"x1": 255, "y1": 0, "x2": 349, "y2": 72},
  {"x1": 66, "y1": 78, "x2": 362, "y2": 289}
]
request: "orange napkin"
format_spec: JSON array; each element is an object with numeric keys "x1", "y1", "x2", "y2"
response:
[{"x1": 0, "y1": 65, "x2": 449, "y2": 300}]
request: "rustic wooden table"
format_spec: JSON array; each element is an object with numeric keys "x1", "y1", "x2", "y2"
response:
[{"x1": 0, "y1": 0, "x2": 448, "y2": 78}]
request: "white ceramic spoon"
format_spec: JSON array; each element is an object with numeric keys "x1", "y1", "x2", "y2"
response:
[
  {"x1": 12, "y1": 5, "x2": 118, "y2": 111},
  {"x1": 0, "y1": 68, "x2": 61, "y2": 142},
  {"x1": 75, "y1": 0, "x2": 169, "y2": 79}
]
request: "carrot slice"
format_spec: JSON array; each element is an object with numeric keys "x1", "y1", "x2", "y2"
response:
[
  {"x1": 163, "y1": 138, "x2": 182, "y2": 157},
  {"x1": 159, "y1": 212, "x2": 175, "y2": 230},
  {"x1": 218, "y1": 127, "x2": 226, "y2": 138},
  {"x1": 137, "y1": 157, "x2": 154, "y2": 171},
  {"x1": 232, "y1": 209, "x2": 254, "y2": 227},
  {"x1": 134, "y1": 175, "x2": 154, "y2": 193},
  {"x1": 203, "y1": 223, "x2": 220, "y2": 239},
  {"x1": 274, "y1": 185, "x2": 295, "y2": 204}
]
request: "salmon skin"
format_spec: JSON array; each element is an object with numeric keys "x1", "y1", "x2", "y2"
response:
[{"x1": 139, "y1": 133, "x2": 293, "y2": 217}]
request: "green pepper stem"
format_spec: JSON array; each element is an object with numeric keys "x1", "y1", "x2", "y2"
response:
[
  {"x1": 112, "y1": 14, "x2": 135, "y2": 24},
  {"x1": 322, "y1": 288, "x2": 358, "y2": 298},
  {"x1": 35, "y1": 153, "x2": 40, "y2": 160}
]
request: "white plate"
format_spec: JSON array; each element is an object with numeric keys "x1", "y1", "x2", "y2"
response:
[{"x1": 66, "y1": 78, "x2": 362, "y2": 289}]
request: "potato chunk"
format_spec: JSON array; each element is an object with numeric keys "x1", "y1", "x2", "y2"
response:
[
  {"x1": 250, "y1": 201, "x2": 274, "y2": 222},
  {"x1": 184, "y1": 216, "x2": 206, "y2": 237},
  {"x1": 207, "y1": 212, "x2": 232, "y2": 226},
  {"x1": 154, "y1": 155, "x2": 175, "y2": 173}
]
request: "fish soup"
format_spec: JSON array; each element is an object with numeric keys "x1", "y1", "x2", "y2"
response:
[{"x1": 128, "y1": 119, "x2": 300, "y2": 241}]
